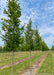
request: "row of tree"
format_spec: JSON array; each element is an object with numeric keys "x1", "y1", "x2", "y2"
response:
[
  {"x1": 0, "y1": 0, "x2": 49, "y2": 52},
  {"x1": 51, "y1": 46, "x2": 54, "y2": 50}
]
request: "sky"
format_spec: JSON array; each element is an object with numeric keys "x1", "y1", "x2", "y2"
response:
[{"x1": 0, "y1": 0, "x2": 54, "y2": 48}]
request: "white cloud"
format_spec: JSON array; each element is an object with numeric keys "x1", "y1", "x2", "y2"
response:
[
  {"x1": 39, "y1": 25, "x2": 54, "y2": 48},
  {"x1": 39, "y1": 26, "x2": 54, "y2": 36},
  {"x1": 20, "y1": 8, "x2": 39, "y2": 26},
  {"x1": 44, "y1": 35, "x2": 54, "y2": 48}
]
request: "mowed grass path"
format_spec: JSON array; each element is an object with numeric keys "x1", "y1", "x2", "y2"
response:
[
  {"x1": 0, "y1": 52, "x2": 45, "y2": 75},
  {"x1": 37, "y1": 52, "x2": 54, "y2": 75}
]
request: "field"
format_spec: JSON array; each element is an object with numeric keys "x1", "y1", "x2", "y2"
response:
[{"x1": 0, "y1": 51, "x2": 54, "y2": 75}]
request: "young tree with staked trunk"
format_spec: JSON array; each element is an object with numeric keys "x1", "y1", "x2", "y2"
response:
[
  {"x1": 25, "y1": 18, "x2": 33, "y2": 69},
  {"x1": 1, "y1": 0, "x2": 24, "y2": 51},
  {"x1": 1, "y1": 0, "x2": 24, "y2": 74}
]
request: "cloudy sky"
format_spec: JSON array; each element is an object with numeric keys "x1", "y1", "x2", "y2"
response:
[{"x1": 0, "y1": 0, "x2": 54, "y2": 48}]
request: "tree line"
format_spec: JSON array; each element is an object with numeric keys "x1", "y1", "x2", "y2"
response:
[{"x1": 0, "y1": 0, "x2": 49, "y2": 52}]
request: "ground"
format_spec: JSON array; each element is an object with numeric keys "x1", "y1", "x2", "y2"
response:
[{"x1": 0, "y1": 51, "x2": 54, "y2": 75}]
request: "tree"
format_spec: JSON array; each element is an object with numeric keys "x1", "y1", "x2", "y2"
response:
[
  {"x1": 19, "y1": 36, "x2": 25, "y2": 51},
  {"x1": 1, "y1": 0, "x2": 24, "y2": 51},
  {"x1": 0, "y1": 46, "x2": 3, "y2": 52},
  {"x1": 34, "y1": 26, "x2": 42, "y2": 50},
  {"x1": 42, "y1": 41, "x2": 49, "y2": 51},
  {"x1": 51, "y1": 46, "x2": 54, "y2": 50},
  {"x1": 25, "y1": 18, "x2": 33, "y2": 51}
]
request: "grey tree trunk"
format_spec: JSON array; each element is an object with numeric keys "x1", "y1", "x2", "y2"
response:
[
  {"x1": 30, "y1": 51, "x2": 32, "y2": 75},
  {"x1": 12, "y1": 50, "x2": 14, "y2": 75}
]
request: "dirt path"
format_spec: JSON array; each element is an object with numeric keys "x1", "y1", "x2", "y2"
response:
[
  {"x1": 21, "y1": 52, "x2": 48, "y2": 75},
  {"x1": 0, "y1": 53, "x2": 41, "y2": 70}
]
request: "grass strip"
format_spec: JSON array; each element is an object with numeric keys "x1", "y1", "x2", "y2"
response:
[{"x1": 36, "y1": 52, "x2": 54, "y2": 75}]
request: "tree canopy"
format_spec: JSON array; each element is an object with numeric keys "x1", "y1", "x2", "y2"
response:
[
  {"x1": 1, "y1": 0, "x2": 24, "y2": 51},
  {"x1": 0, "y1": 0, "x2": 49, "y2": 52}
]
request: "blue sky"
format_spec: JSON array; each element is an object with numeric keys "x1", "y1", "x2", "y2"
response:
[{"x1": 0, "y1": 0, "x2": 54, "y2": 48}]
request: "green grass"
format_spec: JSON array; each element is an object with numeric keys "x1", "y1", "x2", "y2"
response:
[
  {"x1": 0, "y1": 51, "x2": 38, "y2": 67},
  {"x1": 0, "y1": 53, "x2": 36, "y2": 67},
  {"x1": 0, "y1": 52, "x2": 45, "y2": 75},
  {"x1": 36, "y1": 52, "x2": 54, "y2": 75}
]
